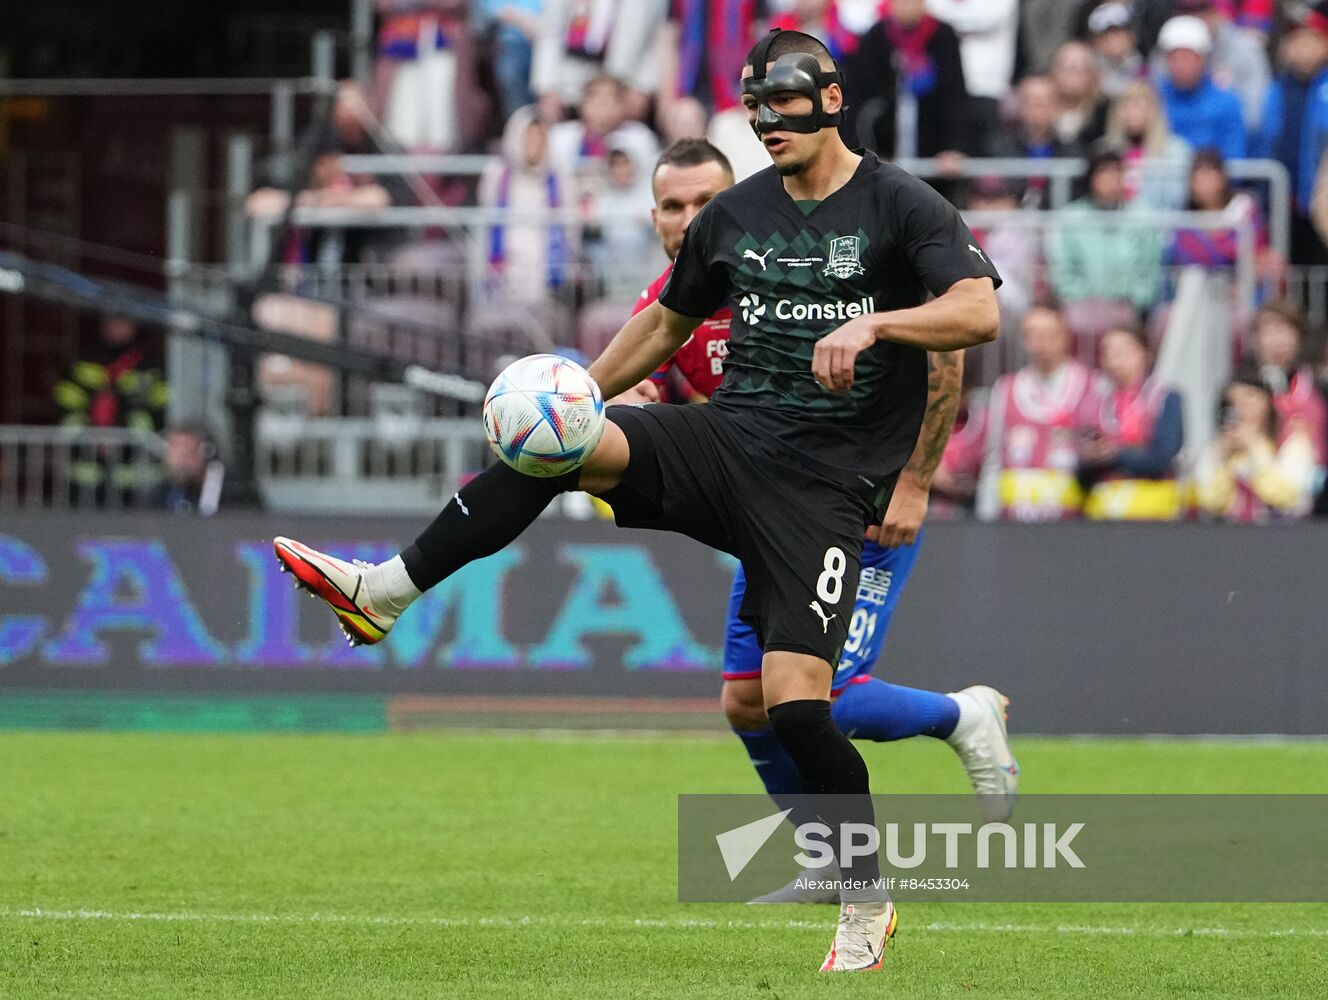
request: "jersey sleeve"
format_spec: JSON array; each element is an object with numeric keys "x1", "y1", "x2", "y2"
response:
[
  {"x1": 894, "y1": 173, "x2": 1003, "y2": 297},
  {"x1": 658, "y1": 202, "x2": 730, "y2": 320}
]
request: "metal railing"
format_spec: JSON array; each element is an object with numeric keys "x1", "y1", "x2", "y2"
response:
[
  {"x1": 0, "y1": 426, "x2": 168, "y2": 510},
  {"x1": 896, "y1": 157, "x2": 1291, "y2": 261},
  {"x1": 1285, "y1": 266, "x2": 1328, "y2": 329},
  {"x1": 254, "y1": 414, "x2": 492, "y2": 514},
  {"x1": 0, "y1": 417, "x2": 497, "y2": 515}
]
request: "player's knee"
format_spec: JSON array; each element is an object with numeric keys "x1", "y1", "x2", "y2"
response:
[
  {"x1": 577, "y1": 419, "x2": 630, "y2": 495},
  {"x1": 721, "y1": 680, "x2": 769, "y2": 732}
]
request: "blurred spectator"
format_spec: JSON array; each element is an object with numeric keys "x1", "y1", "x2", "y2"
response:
[
  {"x1": 258, "y1": 82, "x2": 407, "y2": 190},
  {"x1": 1194, "y1": 370, "x2": 1318, "y2": 521},
  {"x1": 1167, "y1": 148, "x2": 1268, "y2": 271},
  {"x1": 1255, "y1": 3, "x2": 1328, "y2": 265},
  {"x1": 477, "y1": 1, "x2": 546, "y2": 119},
  {"x1": 1050, "y1": 40, "x2": 1110, "y2": 148},
  {"x1": 834, "y1": 0, "x2": 891, "y2": 35},
  {"x1": 1105, "y1": 80, "x2": 1191, "y2": 211},
  {"x1": 1223, "y1": 0, "x2": 1274, "y2": 36},
  {"x1": 770, "y1": 0, "x2": 862, "y2": 59},
  {"x1": 1158, "y1": 0, "x2": 1269, "y2": 133},
  {"x1": 1155, "y1": 15, "x2": 1247, "y2": 162},
  {"x1": 1080, "y1": 1, "x2": 1271, "y2": 56},
  {"x1": 977, "y1": 305, "x2": 1102, "y2": 522},
  {"x1": 984, "y1": 76, "x2": 1087, "y2": 209},
  {"x1": 1087, "y1": 3, "x2": 1144, "y2": 100},
  {"x1": 967, "y1": 177, "x2": 1040, "y2": 340},
  {"x1": 1019, "y1": 0, "x2": 1082, "y2": 75},
  {"x1": 1078, "y1": 325, "x2": 1186, "y2": 520},
  {"x1": 658, "y1": 96, "x2": 709, "y2": 142},
  {"x1": 150, "y1": 425, "x2": 225, "y2": 516},
  {"x1": 1048, "y1": 148, "x2": 1165, "y2": 349},
  {"x1": 245, "y1": 81, "x2": 405, "y2": 268},
  {"x1": 245, "y1": 147, "x2": 392, "y2": 267},
  {"x1": 841, "y1": 0, "x2": 969, "y2": 162},
  {"x1": 587, "y1": 146, "x2": 664, "y2": 297},
  {"x1": 925, "y1": 0, "x2": 1019, "y2": 142},
  {"x1": 378, "y1": 0, "x2": 491, "y2": 150},
  {"x1": 533, "y1": 0, "x2": 665, "y2": 118},
  {"x1": 53, "y1": 315, "x2": 168, "y2": 501},
  {"x1": 479, "y1": 106, "x2": 578, "y2": 305},
  {"x1": 661, "y1": 0, "x2": 765, "y2": 117},
  {"x1": 548, "y1": 75, "x2": 661, "y2": 185},
  {"x1": 1248, "y1": 301, "x2": 1328, "y2": 469}
]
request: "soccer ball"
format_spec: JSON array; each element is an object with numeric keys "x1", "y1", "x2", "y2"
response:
[{"x1": 482, "y1": 354, "x2": 606, "y2": 477}]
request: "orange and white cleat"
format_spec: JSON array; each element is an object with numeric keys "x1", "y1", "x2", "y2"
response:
[
  {"x1": 272, "y1": 536, "x2": 397, "y2": 647},
  {"x1": 820, "y1": 900, "x2": 898, "y2": 972}
]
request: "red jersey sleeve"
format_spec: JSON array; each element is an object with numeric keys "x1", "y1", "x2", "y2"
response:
[{"x1": 631, "y1": 260, "x2": 731, "y2": 398}]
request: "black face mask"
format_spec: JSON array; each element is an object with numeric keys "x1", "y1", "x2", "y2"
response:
[{"x1": 742, "y1": 32, "x2": 845, "y2": 137}]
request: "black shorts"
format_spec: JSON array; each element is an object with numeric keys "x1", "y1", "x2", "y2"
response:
[{"x1": 602, "y1": 403, "x2": 895, "y2": 667}]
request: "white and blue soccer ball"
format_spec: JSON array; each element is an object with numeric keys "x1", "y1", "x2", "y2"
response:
[{"x1": 482, "y1": 354, "x2": 606, "y2": 477}]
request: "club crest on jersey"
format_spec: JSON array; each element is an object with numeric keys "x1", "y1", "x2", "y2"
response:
[{"x1": 823, "y1": 236, "x2": 865, "y2": 279}]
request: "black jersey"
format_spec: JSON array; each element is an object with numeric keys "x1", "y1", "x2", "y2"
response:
[{"x1": 659, "y1": 151, "x2": 1001, "y2": 481}]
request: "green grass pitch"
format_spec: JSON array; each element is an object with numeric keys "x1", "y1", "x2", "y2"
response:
[{"x1": 1, "y1": 731, "x2": 1325, "y2": 998}]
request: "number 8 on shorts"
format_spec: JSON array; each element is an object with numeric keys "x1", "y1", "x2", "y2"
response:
[{"x1": 816, "y1": 546, "x2": 847, "y2": 603}]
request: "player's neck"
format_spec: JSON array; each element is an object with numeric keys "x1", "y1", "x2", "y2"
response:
[{"x1": 780, "y1": 140, "x2": 861, "y2": 203}]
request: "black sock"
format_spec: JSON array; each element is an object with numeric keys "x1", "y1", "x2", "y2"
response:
[
  {"x1": 400, "y1": 463, "x2": 580, "y2": 591},
  {"x1": 768, "y1": 699, "x2": 883, "y2": 899}
]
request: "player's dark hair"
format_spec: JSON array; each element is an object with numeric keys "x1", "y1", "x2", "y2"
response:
[
  {"x1": 744, "y1": 29, "x2": 836, "y2": 72},
  {"x1": 654, "y1": 139, "x2": 734, "y2": 181}
]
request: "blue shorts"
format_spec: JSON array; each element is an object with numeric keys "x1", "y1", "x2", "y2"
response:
[{"x1": 721, "y1": 532, "x2": 923, "y2": 694}]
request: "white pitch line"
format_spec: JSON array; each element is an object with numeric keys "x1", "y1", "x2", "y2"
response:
[{"x1": 2, "y1": 908, "x2": 1325, "y2": 940}]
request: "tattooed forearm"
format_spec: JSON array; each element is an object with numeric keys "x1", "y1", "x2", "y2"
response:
[{"x1": 901, "y1": 351, "x2": 964, "y2": 488}]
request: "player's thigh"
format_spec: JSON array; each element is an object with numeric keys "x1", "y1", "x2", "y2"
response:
[
  {"x1": 577, "y1": 419, "x2": 630, "y2": 495},
  {"x1": 594, "y1": 403, "x2": 739, "y2": 553},
  {"x1": 741, "y1": 512, "x2": 863, "y2": 672}
]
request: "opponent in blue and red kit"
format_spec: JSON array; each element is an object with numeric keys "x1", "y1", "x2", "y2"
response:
[{"x1": 628, "y1": 139, "x2": 1019, "y2": 903}]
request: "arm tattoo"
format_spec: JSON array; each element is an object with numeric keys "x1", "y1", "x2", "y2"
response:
[{"x1": 902, "y1": 351, "x2": 964, "y2": 488}]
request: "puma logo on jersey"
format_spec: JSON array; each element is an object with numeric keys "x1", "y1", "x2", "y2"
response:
[
  {"x1": 809, "y1": 600, "x2": 838, "y2": 634},
  {"x1": 743, "y1": 248, "x2": 773, "y2": 271},
  {"x1": 968, "y1": 244, "x2": 987, "y2": 264}
]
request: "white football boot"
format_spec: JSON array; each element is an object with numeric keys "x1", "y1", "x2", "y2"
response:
[
  {"x1": 272, "y1": 537, "x2": 398, "y2": 646},
  {"x1": 946, "y1": 685, "x2": 1020, "y2": 822},
  {"x1": 819, "y1": 900, "x2": 898, "y2": 972}
]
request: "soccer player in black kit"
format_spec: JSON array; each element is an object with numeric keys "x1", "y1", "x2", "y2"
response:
[{"x1": 275, "y1": 29, "x2": 1001, "y2": 971}]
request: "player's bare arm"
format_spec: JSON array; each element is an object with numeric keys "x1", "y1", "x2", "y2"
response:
[
  {"x1": 588, "y1": 301, "x2": 701, "y2": 400},
  {"x1": 872, "y1": 351, "x2": 965, "y2": 548},
  {"x1": 813, "y1": 277, "x2": 998, "y2": 393}
]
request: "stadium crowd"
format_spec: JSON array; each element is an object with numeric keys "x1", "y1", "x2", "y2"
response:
[{"x1": 151, "y1": 2, "x2": 1328, "y2": 520}]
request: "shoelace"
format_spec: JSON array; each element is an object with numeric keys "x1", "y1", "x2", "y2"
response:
[{"x1": 836, "y1": 908, "x2": 880, "y2": 955}]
